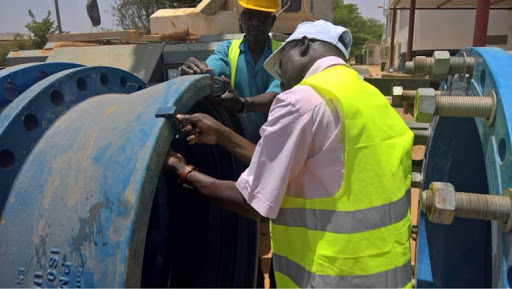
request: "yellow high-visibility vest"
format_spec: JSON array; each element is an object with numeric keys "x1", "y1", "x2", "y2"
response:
[
  {"x1": 228, "y1": 38, "x2": 282, "y2": 85},
  {"x1": 271, "y1": 64, "x2": 413, "y2": 288}
]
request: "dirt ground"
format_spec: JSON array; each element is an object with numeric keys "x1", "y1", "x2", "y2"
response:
[{"x1": 258, "y1": 103, "x2": 423, "y2": 288}]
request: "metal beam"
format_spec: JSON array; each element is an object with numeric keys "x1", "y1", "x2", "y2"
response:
[
  {"x1": 437, "y1": 0, "x2": 453, "y2": 8},
  {"x1": 473, "y1": 0, "x2": 491, "y2": 46},
  {"x1": 389, "y1": 8, "x2": 397, "y2": 68},
  {"x1": 53, "y1": 0, "x2": 63, "y2": 34},
  {"x1": 392, "y1": 7, "x2": 511, "y2": 10},
  {"x1": 491, "y1": 0, "x2": 508, "y2": 5},
  {"x1": 407, "y1": 0, "x2": 417, "y2": 61}
]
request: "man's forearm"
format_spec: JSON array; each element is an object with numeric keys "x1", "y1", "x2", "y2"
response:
[
  {"x1": 186, "y1": 171, "x2": 262, "y2": 220},
  {"x1": 217, "y1": 127, "x2": 256, "y2": 166},
  {"x1": 245, "y1": 92, "x2": 279, "y2": 112}
]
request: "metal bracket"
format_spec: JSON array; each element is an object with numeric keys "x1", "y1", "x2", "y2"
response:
[
  {"x1": 155, "y1": 106, "x2": 180, "y2": 134},
  {"x1": 204, "y1": 69, "x2": 226, "y2": 97},
  {"x1": 155, "y1": 106, "x2": 182, "y2": 139}
]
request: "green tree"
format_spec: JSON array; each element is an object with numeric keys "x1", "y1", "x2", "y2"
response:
[
  {"x1": 333, "y1": 0, "x2": 384, "y2": 56},
  {"x1": 112, "y1": 0, "x2": 201, "y2": 34},
  {"x1": 25, "y1": 10, "x2": 59, "y2": 49}
]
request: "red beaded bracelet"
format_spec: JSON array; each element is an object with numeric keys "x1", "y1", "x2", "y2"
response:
[{"x1": 179, "y1": 165, "x2": 197, "y2": 187}]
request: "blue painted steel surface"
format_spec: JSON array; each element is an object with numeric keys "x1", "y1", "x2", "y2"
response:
[
  {"x1": 416, "y1": 48, "x2": 512, "y2": 287},
  {"x1": 0, "y1": 62, "x2": 83, "y2": 111},
  {"x1": 0, "y1": 66, "x2": 147, "y2": 213},
  {"x1": 0, "y1": 75, "x2": 257, "y2": 287}
]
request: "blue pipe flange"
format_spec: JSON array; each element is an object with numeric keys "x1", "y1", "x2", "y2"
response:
[
  {"x1": 0, "y1": 66, "x2": 147, "y2": 213},
  {"x1": 0, "y1": 75, "x2": 257, "y2": 287},
  {"x1": 416, "y1": 47, "x2": 512, "y2": 287},
  {"x1": 0, "y1": 62, "x2": 84, "y2": 111}
]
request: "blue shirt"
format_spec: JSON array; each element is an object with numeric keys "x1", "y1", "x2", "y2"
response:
[{"x1": 206, "y1": 36, "x2": 281, "y2": 143}]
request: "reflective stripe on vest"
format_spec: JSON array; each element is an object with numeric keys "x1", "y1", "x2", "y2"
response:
[
  {"x1": 273, "y1": 254, "x2": 412, "y2": 288},
  {"x1": 270, "y1": 64, "x2": 414, "y2": 288},
  {"x1": 273, "y1": 190, "x2": 410, "y2": 234},
  {"x1": 228, "y1": 38, "x2": 282, "y2": 85}
]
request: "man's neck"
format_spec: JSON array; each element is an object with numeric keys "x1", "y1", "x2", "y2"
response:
[{"x1": 245, "y1": 34, "x2": 268, "y2": 64}]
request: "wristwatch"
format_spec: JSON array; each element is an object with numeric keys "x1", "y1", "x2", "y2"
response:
[
  {"x1": 237, "y1": 97, "x2": 250, "y2": 113},
  {"x1": 179, "y1": 165, "x2": 198, "y2": 188}
]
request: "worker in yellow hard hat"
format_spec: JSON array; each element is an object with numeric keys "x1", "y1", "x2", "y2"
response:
[
  {"x1": 180, "y1": 0, "x2": 282, "y2": 143},
  {"x1": 237, "y1": 0, "x2": 280, "y2": 12}
]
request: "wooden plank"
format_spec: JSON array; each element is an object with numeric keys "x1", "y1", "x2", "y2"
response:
[
  {"x1": 140, "y1": 35, "x2": 162, "y2": 42},
  {"x1": 47, "y1": 30, "x2": 142, "y2": 43}
]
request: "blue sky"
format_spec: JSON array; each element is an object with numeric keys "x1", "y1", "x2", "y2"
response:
[{"x1": 0, "y1": 0, "x2": 386, "y2": 34}]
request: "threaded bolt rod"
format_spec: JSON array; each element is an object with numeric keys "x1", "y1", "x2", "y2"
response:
[
  {"x1": 407, "y1": 56, "x2": 475, "y2": 75},
  {"x1": 435, "y1": 96, "x2": 493, "y2": 118},
  {"x1": 422, "y1": 190, "x2": 511, "y2": 222},
  {"x1": 412, "y1": 129, "x2": 429, "y2": 145}
]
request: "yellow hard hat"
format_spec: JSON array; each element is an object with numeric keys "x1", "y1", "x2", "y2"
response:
[{"x1": 238, "y1": 0, "x2": 281, "y2": 12}]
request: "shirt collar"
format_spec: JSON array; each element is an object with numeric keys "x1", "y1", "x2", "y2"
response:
[
  {"x1": 304, "y1": 56, "x2": 348, "y2": 79},
  {"x1": 240, "y1": 35, "x2": 272, "y2": 56}
]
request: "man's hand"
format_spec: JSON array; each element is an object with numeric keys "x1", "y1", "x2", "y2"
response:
[
  {"x1": 177, "y1": 113, "x2": 227, "y2": 145},
  {"x1": 180, "y1": 57, "x2": 209, "y2": 75},
  {"x1": 204, "y1": 76, "x2": 246, "y2": 112},
  {"x1": 218, "y1": 76, "x2": 246, "y2": 112},
  {"x1": 164, "y1": 149, "x2": 187, "y2": 175}
]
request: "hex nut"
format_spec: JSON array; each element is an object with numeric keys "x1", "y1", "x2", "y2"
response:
[
  {"x1": 429, "y1": 182, "x2": 456, "y2": 225},
  {"x1": 411, "y1": 172, "x2": 422, "y2": 188},
  {"x1": 414, "y1": 88, "x2": 437, "y2": 123},
  {"x1": 392, "y1": 86, "x2": 404, "y2": 107},
  {"x1": 432, "y1": 51, "x2": 451, "y2": 81}
]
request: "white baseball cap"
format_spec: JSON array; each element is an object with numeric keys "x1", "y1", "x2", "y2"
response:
[{"x1": 264, "y1": 20, "x2": 352, "y2": 80}]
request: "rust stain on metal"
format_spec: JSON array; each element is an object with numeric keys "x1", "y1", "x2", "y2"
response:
[
  {"x1": 160, "y1": 29, "x2": 191, "y2": 42},
  {"x1": 53, "y1": 42, "x2": 99, "y2": 48},
  {"x1": 103, "y1": 106, "x2": 116, "y2": 117},
  {"x1": 72, "y1": 199, "x2": 113, "y2": 252},
  {"x1": 86, "y1": 133, "x2": 97, "y2": 157},
  {"x1": 124, "y1": 189, "x2": 135, "y2": 206},
  {"x1": 0, "y1": 219, "x2": 5, "y2": 228},
  {"x1": 9, "y1": 197, "x2": 15, "y2": 203}
]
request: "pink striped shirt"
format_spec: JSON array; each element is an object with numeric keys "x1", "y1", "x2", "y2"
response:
[{"x1": 236, "y1": 56, "x2": 348, "y2": 219}]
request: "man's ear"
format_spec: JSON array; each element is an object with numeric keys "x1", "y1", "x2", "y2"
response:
[{"x1": 299, "y1": 36, "x2": 310, "y2": 57}]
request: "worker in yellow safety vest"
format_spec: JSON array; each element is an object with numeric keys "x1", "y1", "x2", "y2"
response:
[
  {"x1": 166, "y1": 20, "x2": 413, "y2": 288},
  {"x1": 179, "y1": 0, "x2": 283, "y2": 143}
]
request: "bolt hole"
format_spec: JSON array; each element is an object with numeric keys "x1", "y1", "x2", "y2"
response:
[
  {"x1": 137, "y1": 85, "x2": 144, "y2": 91},
  {"x1": 50, "y1": 89, "x2": 64, "y2": 107},
  {"x1": 499, "y1": 138, "x2": 507, "y2": 163},
  {"x1": 3, "y1": 81, "x2": 19, "y2": 101},
  {"x1": 0, "y1": 149, "x2": 15, "y2": 169},
  {"x1": 480, "y1": 71, "x2": 486, "y2": 91},
  {"x1": 76, "y1": 77, "x2": 87, "y2": 92},
  {"x1": 23, "y1": 113, "x2": 39, "y2": 132},
  {"x1": 120, "y1": 76, "x2": 127, "y2": 88},
  {"x1": 100, "y1": 73, "x2": 109, "y2": 87},
  {"x1": 36, "y1": 70, "x2": 48, "y2": 81}
]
